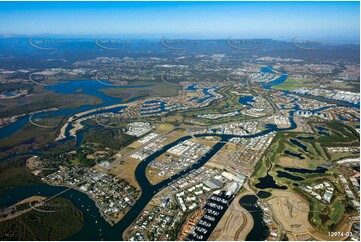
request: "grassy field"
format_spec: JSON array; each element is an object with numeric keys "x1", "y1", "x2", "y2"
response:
[
  {"x1": 250, "y1": 152, "x2": 272, "y2": 187},
  {"x1": 295, "y1": 182, "x2": 348, "y2": 232},
  {"x1": 0, "y1": 121, "x2": 61, "y2": 151},
  {"x1": 0, "y1": 86, "x2": 103, "y2": 118},
  {"x1": 315, "y1": 122, "x2": 360, "y2": 147},
  {"x1": 272, "y1": 78, "x2": 318, "y2": 91},
  {"x1": 251, "y1": 122, "x2": 359, "y2": 234},
  {"x1": 178, "y1": 86, "x2": 267, "y2": 125},
  {"x1": 100, "y1": 80, "x2": 181, "y2": 102},
  {"x1": 259, "y1": 122, "x2": 359, "y2": 172}
]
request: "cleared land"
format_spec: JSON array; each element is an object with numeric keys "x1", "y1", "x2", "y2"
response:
[
  {"x1": 268, "y1": 190, "x2": 351, "y2": 241},
  {"x1": 209, "y1": 191, "x2": 254, "y2": 241}
]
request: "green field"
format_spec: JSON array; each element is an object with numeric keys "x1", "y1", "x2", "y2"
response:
[
  {"x1": 295, "y1": 181, "x2": 349, "y2": 232},
  {"x1": 251, "y1": 121, "x2": 359, "y2": 233},
  {"x1": 258, "y1": 122, "x2": 360, "y2": 171},
  {"x1": 176, "y1": 86, "x2": 270, "y2": 125},
  {"x1": 100, "y1": 80, "x2": 181, "y2": 102},
  {"x1": 0, "y1": 85, "x2": 103, "y2": 119},
  {"x1": 272, "y1": 78, "x2": 318, "y2": 91}
]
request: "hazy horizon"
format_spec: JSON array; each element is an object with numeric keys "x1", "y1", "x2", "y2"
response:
[{"x1": 0, "y1": 1, "x2": 359, "y2": 43}]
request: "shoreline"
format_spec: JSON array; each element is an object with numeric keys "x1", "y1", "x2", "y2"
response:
[
  {"x1": 42, "y1": 180, "x2": 142, "y2": 227},
  {"x1": 209, "y1": 190, "x2": 255, "y2": 240}
]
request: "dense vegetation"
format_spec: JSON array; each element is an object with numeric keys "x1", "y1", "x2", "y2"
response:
[
  {"x1": 0, "y1": 157, "x2": 41, "y2": 196},
  {"x1": 0, "y1": 198, "x2": 83, "y2": 240},
  {"x1": 82, "y1": 124, "x2": 136, "y2": 151}
]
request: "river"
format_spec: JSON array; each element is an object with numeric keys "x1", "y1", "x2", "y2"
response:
[
  {"x1": 0, "y1": 79, "x2": 149, "y2": 140},
  {"x1": 0, "y1": 66, "x2": 358, "y2": 240},
  {"x1": 0, "y1": 67, "x2": 293, "y2": 241}
]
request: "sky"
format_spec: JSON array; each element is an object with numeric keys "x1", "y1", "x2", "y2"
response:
[{"x1": 0, "y1": 1, "x2": 359, "y2": 42}]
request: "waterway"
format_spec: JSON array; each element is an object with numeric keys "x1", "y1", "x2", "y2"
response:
[
  {"x1": 0, "y1": 184, "x2": 121, "y2": 240},
  {"x1": 255, "y1": 173, "x2": 288, "y2": 190},
  {"x1": 239, "y1": 95, "x2": 255, "y2": 106},
  {"x1": 284, "y1": 150, "x2": 305, "y2": 160},
  {"x1": 0, "y1": 125, "x2": 295, "y2": 240},
  {"x1": 0, "y1": 66, "x2": 356, "y2": 240},
  {"x1": 290, "y1": 139, "x2": 308, "y2": 152},
  {"x1": 283, "y1": 166, "x2": 328, "y2": 174},
  {"x1": 0, "y1": 67, "x2": 294, "y2": 241},
  {"x1": 186, "y1": 191, "x2": 234, "y2": 240},
  {"x1": 276, "y1": 171, "x2": 305, "y2": 181},
  {"x1": 239, "y1": 195, "x2": 270, "y2": 241},
  {"x1": 0, "y1": 79, "x2": 147, "y2": 140}
]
